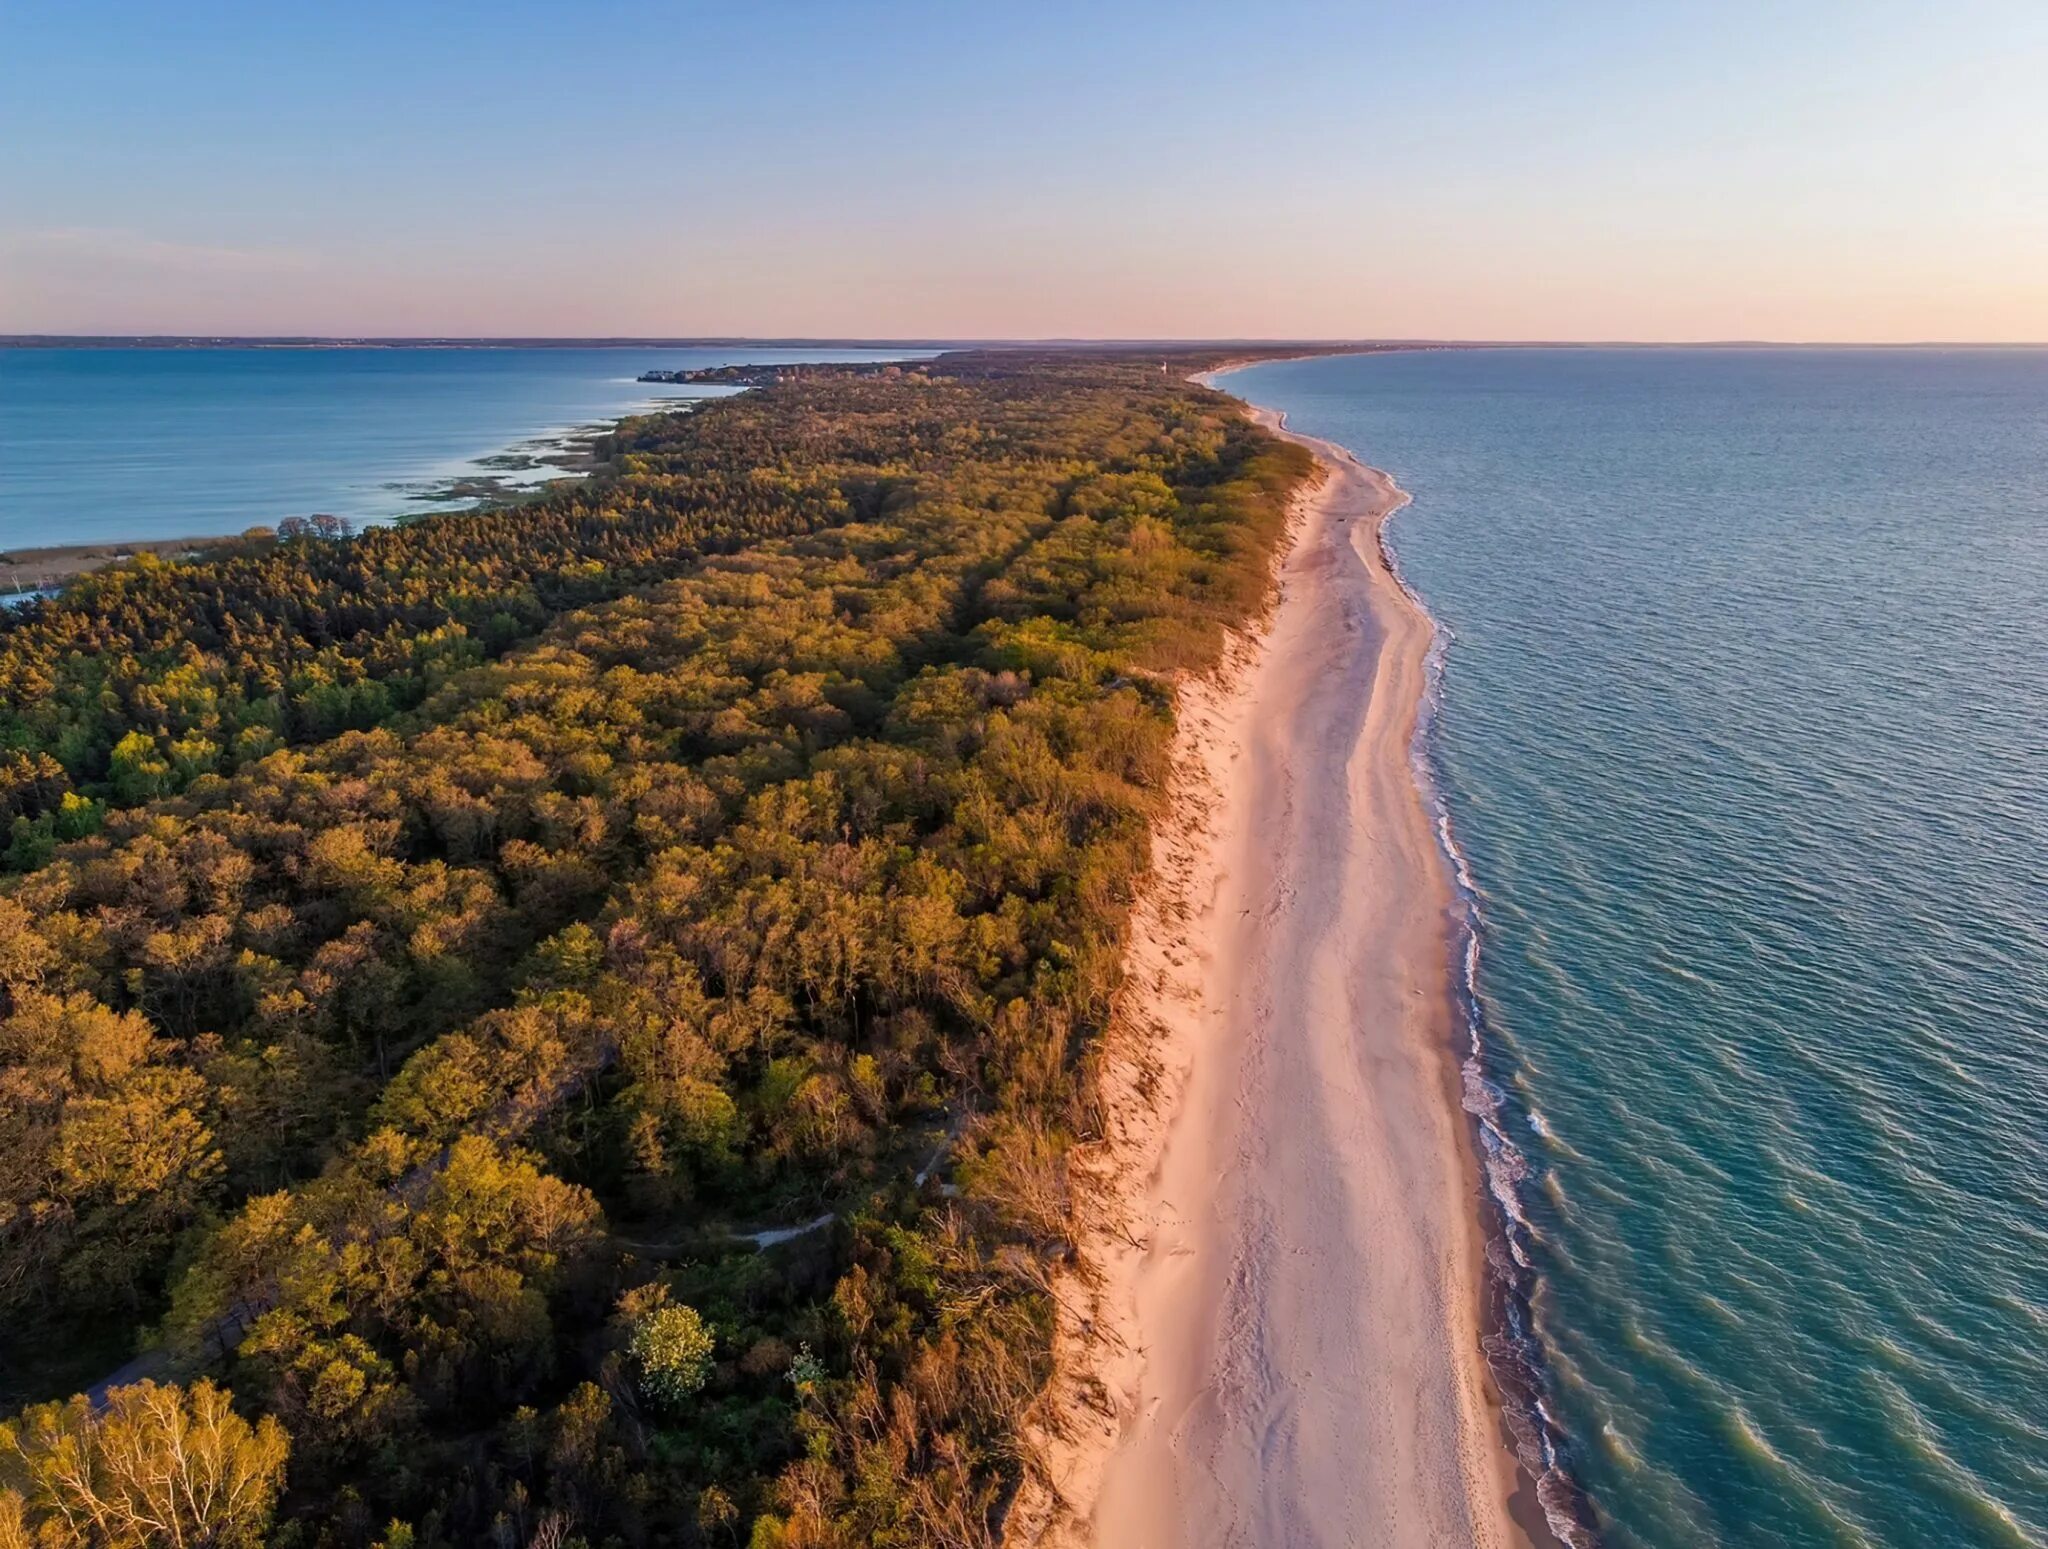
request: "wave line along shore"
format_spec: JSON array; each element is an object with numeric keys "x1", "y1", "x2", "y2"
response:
[{"x1": 1010, "y1": 379, "x2": 1562, "y2": 1547}]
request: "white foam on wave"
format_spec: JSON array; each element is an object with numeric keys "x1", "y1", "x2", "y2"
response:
[{"x1": 1383, "y1": 486, "x2": 1600, "y2": 1548}]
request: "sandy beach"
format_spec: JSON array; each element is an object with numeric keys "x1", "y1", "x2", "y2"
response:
[{"x1": 1015, "y1": 391, "x2": 1540, "y2": 1547}]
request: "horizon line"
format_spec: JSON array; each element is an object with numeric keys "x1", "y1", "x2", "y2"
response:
[{"x1": 8, "y1": 334, "x2": 2048, "y2": 351}]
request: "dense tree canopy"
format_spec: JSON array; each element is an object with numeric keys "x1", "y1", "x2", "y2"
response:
[{"x1": 0, "y1": 353, "x2": 1312, "y2": 1547}]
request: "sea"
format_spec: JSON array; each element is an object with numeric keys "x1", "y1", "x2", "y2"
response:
[
  {"x1": 0, "y1": 346, "x2": 922, "y2": 556},
  {"x1": 1223, "y1": 349, "x2": 2048, "y2": 1549}
]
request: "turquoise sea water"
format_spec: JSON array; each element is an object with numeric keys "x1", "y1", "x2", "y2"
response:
[
  {"x1": 1223, "y1": 350, "x2": 2048, "y2": 1548},
  {"x1": 0, "y1": 346, "x2": 919, "y2": 552}
]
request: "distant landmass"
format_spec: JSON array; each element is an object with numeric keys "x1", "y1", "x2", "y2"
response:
[{"x1": 1, "y1": 334, "x2": 1443, "y2": 351}]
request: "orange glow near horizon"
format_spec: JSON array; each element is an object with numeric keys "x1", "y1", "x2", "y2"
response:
[{"x1": 6, "y1": 2, "x2": 2048, "y2": 343}]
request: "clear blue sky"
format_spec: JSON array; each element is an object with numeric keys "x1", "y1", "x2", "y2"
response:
[{"x1": 5, "y1": 0, "x2": 2045, "y2": 339}]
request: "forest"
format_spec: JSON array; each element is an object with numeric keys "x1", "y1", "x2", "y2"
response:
[{"x1": 0, "y1": 352, "x2": 1313, "y2": 1547}]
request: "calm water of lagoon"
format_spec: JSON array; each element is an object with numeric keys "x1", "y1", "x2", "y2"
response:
[{"x1": 0, "y1": 346, "x2": 921, "y2": 549}]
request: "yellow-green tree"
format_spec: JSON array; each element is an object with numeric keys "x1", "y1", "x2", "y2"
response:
[
  {"x1": 627, "y1": 1295, "x2": 716, "y2": 1411},
  {"x1": 0, "y1": 1379, "x2": 288, "y2": 1547}
]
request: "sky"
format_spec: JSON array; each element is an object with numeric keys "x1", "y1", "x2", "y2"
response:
[{"x1": 4, "y1": 0, "x2": 2047, "y2": 341}]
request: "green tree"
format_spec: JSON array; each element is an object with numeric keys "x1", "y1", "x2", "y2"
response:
[{"x1": 106, "y1": 732, "x2": 172, "y2": 805}]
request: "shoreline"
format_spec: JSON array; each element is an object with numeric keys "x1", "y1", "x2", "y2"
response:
[
  {"x1": 1364, "y1": 441, "x2": 1599, "y2": 1549},
  {"x1": 0, "y1": 401, "x2": 678, "y2": 599},
  {"x1": 1012, "y1": 373, "x2": 1557, "y2": 1546},
  {"x1": 0, "y1": 363, "x2": 760, "y2": 586},
  {"x1": 1207, "y1": 369, "x2": 1595, "y2": 1548},
  {"x1": 1, "y1": 535, "x2": 241, "y2": 594}
]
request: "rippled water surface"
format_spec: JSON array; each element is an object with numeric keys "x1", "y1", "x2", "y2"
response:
[
  {"x1": 1225, "y1": 350, "x2": 2048, "y2": 1548},
  {"x1": 0, "y1": 346, "x2": 919, "y2": 549}
]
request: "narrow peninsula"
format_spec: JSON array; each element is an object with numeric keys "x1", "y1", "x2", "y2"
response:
[{"x1": 0, "y1": 349, "x2": 1537, "y2": 1549}]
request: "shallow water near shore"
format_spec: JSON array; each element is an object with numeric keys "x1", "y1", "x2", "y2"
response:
[
  {"x1": 0, "y1": 345, "x2": 919, "y2": 550},
  {"x1": 1222, "y1": 349, "x2": 2048, "y2": 1549}
]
